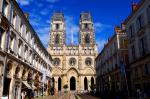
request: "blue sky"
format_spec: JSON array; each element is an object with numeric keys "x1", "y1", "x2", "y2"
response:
[{"x1": 17, "y1": 0, "x2": 140, "y2": 52}]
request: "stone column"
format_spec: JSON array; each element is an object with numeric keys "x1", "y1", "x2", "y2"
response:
[
  {"x1": 17, "y1": 66, "x2": 24, "y2": 99},
  {"x1": 0, "y1": 63, "x2": 3, "y2": 99},
  {"x1": 17, "y1": 82, "x2": 22, "y2": 99},
  {"x1": 9, "y1": 63, "x2": 17, "y2": 99},
  {"x1": 54, "y1": 77, "x2": 58, "y2": 93},
  {"x1": 62, "y1": 75, "x2": 67, "y2": 92},
  {"x1": 87, "y1": 77, "x2": 91, "y2": 91},
  {"x1": 0, "y1": 0, "x2": 3, "y2": 13}
]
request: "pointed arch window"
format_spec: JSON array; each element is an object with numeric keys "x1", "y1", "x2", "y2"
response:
[
  {"x1": 85, "y1": 34, "x2": 90, "y2": 44},
  {"x1": 55, "y1": 34, "x2": 60, "y2": 45}
]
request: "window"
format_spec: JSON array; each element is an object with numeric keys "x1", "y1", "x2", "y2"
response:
[
  {"x1": 13, "y1": 11, "x2": 16, "y2": 28},
  {"x1": 136, "y1": 15, "x2": 144, "y2": 31},
  {"x1": 20, "y1": 23, "x2": 23, "y2": 34},
  {"x1": 144, "y1": 64, "x2": 149, "y2": 75},
  {"x1": 2, "y1": 0, "x2": 9, "y2": 17},
  {"x1": 24, "y1": 45, "x2": 28, "y2": 60},
  {"x1": 9, "y1": 33, "x2": 16, "y2": 51},
  {"x1": 0, "y1": 28, "x2": 4, "y2": 49},
  {"x1": 85, "y1": 34, "x2": 90, "y2": 44},
  {"x1": 131, "y1": 45, "x2": 135, "y2": 61},
  {"x1": 84, "y1": 23, "x2": 88, "y2": 29},
  {"x1": 69, "y1": 58, "x2": 76, "y2": 66},
  {"x1": 139, "y1": 37, "x2": 147, "y2": 56},
  {"x1": 55, "y1": 34, "x2": 60, "y2": 45},
  {"x1": 129, "y1": 25, "x2": 134, "y2": 38},
  {"x1": 85, "y1": 57, "x2": 92, "y2": 66},
  {"x1": 18, "y1": 39, "x2": 22, "y2": 56},
  {"x1": 56, "y1": 24, "x2": 59, "y2": 30},
  {"x1": 53, "y1": 58, "x2": 60, "y2": 66},
  {"x1": 147, "y1": 6, "x2": 150, "y2": 22},
  {"x1": 26, "y1": 31, "x2": 28, "y2": 41},
  {"x1": 29, "y1": 50, "x2": 32, "y2": 63}
]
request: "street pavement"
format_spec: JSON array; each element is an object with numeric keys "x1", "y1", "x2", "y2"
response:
[
  {"x1": 36, "y1": 92, "x2": 101, "y2": 99},
  {"x1": 79, "y1": 94, "x2": 101, "y2": 99}
]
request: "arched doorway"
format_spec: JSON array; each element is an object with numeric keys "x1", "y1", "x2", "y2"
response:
[
  {"x1": 91, "y1": 77, "x2": 94, "y2": 87},
  {"x1": 58, "y1": 77, "x2": 61, "y2": 91},
  {"x1": 84, "y1": 77, "x2": 88, "y2": 90},
  {"x1": 70, "y1": 76, "x2": 76, "y2": 90},
  {"x1": 52, "y1": 77, "x2": 55, "y2": 88}
]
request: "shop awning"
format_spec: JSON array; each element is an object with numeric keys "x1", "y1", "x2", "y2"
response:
[{"x1": 22, "y1": 81, "x2": 32, "y2": 89}]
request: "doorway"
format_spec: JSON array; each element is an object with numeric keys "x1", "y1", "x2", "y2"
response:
[
  {"x1": 70, "y1": 76, "x2": 76, "y2": 90},
  {"x1": 58, "y1": 77, "x2": 61, "y2": 91},
  {"x1": 84, "y1": 77, "x2": 88, "y2": 90}
]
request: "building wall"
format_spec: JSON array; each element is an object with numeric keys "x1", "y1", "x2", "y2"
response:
[
  {"x1": 125, "y1": 0, "x2": 150, "y2": 95},
  {"x1": 96, "y1": 26, "x2": 129, "y2": 93},
  {"x1": 47, "y1": 13, "x2": 98, "y2": 92},
  {"x1": 0, "y1": 0, "x2": 52, "y2": 99}
]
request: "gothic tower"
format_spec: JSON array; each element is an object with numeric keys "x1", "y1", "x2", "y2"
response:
[
  {"x1": 49, "y1": 13, "x2": 65, "y2": 47},
  {"x1": 79, "y1": 13, "x2": 95, "y2": 46}
]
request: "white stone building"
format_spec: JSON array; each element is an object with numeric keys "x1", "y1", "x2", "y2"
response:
[
  {"x1": 0, "y1": 0, "x2": 52, "y2": 99},
  {"x1": 95, "y1": 25, "x2": 129, "y2": 94},
  {"x1": 47, "y1": 13, "x2": 98, "y2": 92}
]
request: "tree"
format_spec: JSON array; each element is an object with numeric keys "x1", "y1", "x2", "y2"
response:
[{"x1": 63, "y1": 84, "x2": 68, "y2": 93}]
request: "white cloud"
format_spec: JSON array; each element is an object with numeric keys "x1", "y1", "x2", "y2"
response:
[
  {"x1": 65, "y1": 16, "x2": 79, "y2": 45},
  {"x1": 37, "y1": 27, "x2": 50, "y2": 47},
  {"x1": 46, "y1": 0, "x2": 59, "y2": 3},
  {"x1": 96, "y1": 39, "x2": 107, "y2": 52},
  {"x1": 17, "y1": 0, "x2": 32, "y2": 6},
  {"x1": 94, "y1": 22, "x2": 112, "y2": 33}
]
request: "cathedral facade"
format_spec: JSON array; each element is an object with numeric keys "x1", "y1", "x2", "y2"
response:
[{"x1": 47, "y1": 12, "x2": 98, "y2": 92}]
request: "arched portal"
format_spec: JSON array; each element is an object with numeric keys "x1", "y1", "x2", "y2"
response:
[
  {"x1": 91, "y1": 77, "x2": 94, "y2": 87},
  {"x1": 52, "y1": 77, "x2": 55, "y2": 88},
  {"x1": 58, "y1": 77, "x2": 61, "y2": 91},
  {"x1": 70, "y1": 76, "x2": 76, "y2": 90},
  {"x1": 84, "y1": 77, "x2": 88, "y2": 90}
]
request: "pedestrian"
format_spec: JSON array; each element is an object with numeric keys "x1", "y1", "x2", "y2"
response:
[
  {"x1": 139, "y1": 90, "x2": 143, "y2": 99},
  {"x1": 21, "y1": 91, "x2": 25, "y2": 99}
]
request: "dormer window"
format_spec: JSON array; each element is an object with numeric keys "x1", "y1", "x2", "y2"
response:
[{"x1": 2, "y1": 0, "x2": 9, "y2": 17}]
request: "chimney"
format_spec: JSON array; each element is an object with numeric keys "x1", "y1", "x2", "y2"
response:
[
  {"x1": 24, "y1": 13, "x2": 29, "y2": 20},
  {"x1": 114, "y1": 26, "x2": 121, "y2": 33},
  {"x1": 132, "y1": 3, "x2": 138, "y2": 12},
  {"x1": 121, "y1": 22, "x2": 126, "y2": 30}
]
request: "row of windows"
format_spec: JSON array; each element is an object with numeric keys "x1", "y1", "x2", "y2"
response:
[
  {"x1": 132, "y1": 64, "x2": 150, "y2": 79},
  {"x1": 1, "y1": 0, "x2": 42, "y2": 53},
  {"x1": 128, "y1": 6, "x2": 150, "y2": 38},
  {"x1": 130, "y1": 36, "x2": 148, "y2": 62},
  {"x1": 53, "y1": 57, "x2": 93, "y2": 66},
  {"x1": 1, "y1": 1, "x2": 51, "y2": 73}
]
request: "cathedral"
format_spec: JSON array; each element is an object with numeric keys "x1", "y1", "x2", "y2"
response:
[{"x1": 47, "y1": 12, "x2": 98, "y2": 92}]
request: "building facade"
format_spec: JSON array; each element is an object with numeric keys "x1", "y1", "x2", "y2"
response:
[
  {"x1": 96, "y1": 25, "x2": 129, "y2": 95},
  {"x1": 0, "y1": 0, "x2": 52, "y2": 99},
  {"x1": 124, "y1": 0, "x2": 150, "y2": 96},
  {"x1": 47, "y1": 13, "x2": 98, "y2": 92}
]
